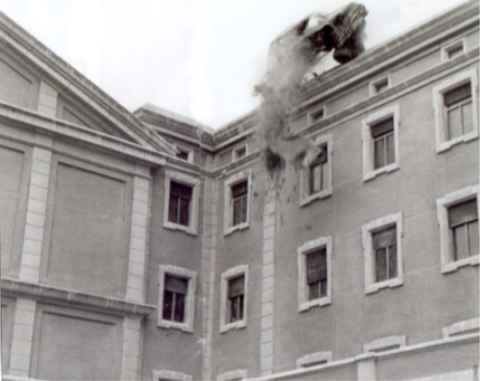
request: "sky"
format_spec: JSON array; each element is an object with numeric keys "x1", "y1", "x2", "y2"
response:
[{"x1": 0, "y1": 0, "x2": 466, "y2": 128}]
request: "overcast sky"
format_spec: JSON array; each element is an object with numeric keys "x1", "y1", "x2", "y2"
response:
[{"x1": 0, "y1": 0, "x2": 466, "y2": 128}]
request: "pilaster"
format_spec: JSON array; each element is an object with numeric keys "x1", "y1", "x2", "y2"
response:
[
  {"x1": 121, "y1": 316, "x2": 143, "y2": 380},
  {"x1": 37, "y1": 81, "x2": 58, "y2": 117}
]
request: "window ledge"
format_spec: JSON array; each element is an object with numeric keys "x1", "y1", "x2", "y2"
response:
[
  {"x1": 163, "y1": 221, "x2": 198, "y2": 236},
  {"x1": 441, "y1": 254, "x2": 480, "y2": 274},
  {"x1": 436, "y1": 132, "x2": 478, "y2": 153},
  {"x1": 157, "y1": 319, "x2": 193, "y2": 333},
  {"x1": 363, "y1": 163, "x2": 399, "y2": 182},
  {"x1": 220, "y1": 320, "x2": 247, "y2": 334},
  {"x1": 299, "y1": 188, "x2": 332, "y2": 207},
  {"x1": 299, "y1": 296, "x2": 332, "y2": 312},
  {"x1": 224, "y1": 222, "x2": 249, "y2": 236},
  {"x1": 365, "y1": 277, "x2": 403, "y2": 295}
]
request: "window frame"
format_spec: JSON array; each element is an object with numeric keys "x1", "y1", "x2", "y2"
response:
[
  {"x1": 441, "y1": 39, "x2": 466, "y2": 62},
  {"x1": 157, "y1": 265, "x2": 197, "y2": 332},
  {"x1": 296, "y1": 351, "x2": 332, "y2": 368},
  {"x1": 216, "y1": 369, "x2": 247, "y2": 381},
  {"x1": 297, "y1": 236, "x2": 332, "y2": 312},
  {"x1": 224, "y1": 170, "x2": 252, "y2": 235},
  {"x1": 173, "y1": 144, "x2": 194, "y2": 164},
  {"x1": 232, "y1": 143, "x2": 248, "y2": 162},
  {"x1": 362, "y1": 105, "x2": 400, "y2": 182},
  {"x1": 369, "y1": 75, "x2": 391, "y2": 96},
  {"x1": 299, "y1": 134, "x2": 333, "y2": 207},
  {"x1": 433, "y1": 69, "x2": 478, "y2": 153},
  {"x1": 220, "y1": 265, "x2": 248, "y2": 333},
  {"x1": 152, "y1": 369, "x2": 193, "y2": 381},
  {"x1": 362, "y1": 212, "x2": 403, "y2": 294},
  {"x1": 307, "y1": 104, "x2": 327, "y2": 126},
  {"x1": 163, "y1": 170, "x2": 200, "y2": 235},
  {"x1": 436, "y1": 185, "x2": 480, "y2": 274}
]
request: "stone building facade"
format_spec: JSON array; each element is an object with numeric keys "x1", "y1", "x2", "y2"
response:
[{"x1": 0, "y1": 1, "x2": 478, "y2": 380}]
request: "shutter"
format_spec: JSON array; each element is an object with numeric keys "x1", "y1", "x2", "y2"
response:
[
  {"x1": 168, "y1": 194, "x2": 178, "y2": 223},
  {"x1": 165, "y1": 275, "x2": 188, "y2": 294},
  {"x1": 375, "y1": 247, "x2": 387, "y2": 282},
  {"x1": 462, "y1": 101, "x2": 473, "y2": 133},
  {"x1": 444, "y1": 83, "x2": 471, "y2": 107},
  {"x1": 372, "y1": 226, "x2": 396, "y2": 249},
  {"x1": 306, "y1": 249, "x2": 327, "y2": 284},
  {"x1": 469, "y1": 220, "x2": 479, "y2": 255},
  {"x1": 371, "y1": 118, "x2": 394, "y2": 138},
  {"x1": 228, "y1": 275, "x2": 245, "y2": 298},
  {"x1": 179, "y1": 197, "x2": 190, "y2": 226},
  {"x1": 449, "y1": 199, "x2": 477, "y2": 227}
]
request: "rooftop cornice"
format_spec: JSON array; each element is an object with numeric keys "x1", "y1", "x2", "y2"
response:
[{"x1": 0, "y1": 11, "x2": 175, "y2": 156}]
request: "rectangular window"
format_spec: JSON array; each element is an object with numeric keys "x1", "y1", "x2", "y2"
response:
[
  {"x1": 371, "y1": 118, "x2": 395, "y2": 170},
  {"x1": 162, "y1": 274, "x2": 189, "y2": 323},
  {"x1": 372, "y1": 226, "x2": 397, "y2": 282},
  {"x1": 168, "y1": 181, "x2": 192, "y2": 226},
  {"x1": 176, "y1": 148, "x2": 190, "y2": 161},
  {"x1": 444, "y1": 83, "x2": 473, "y2": 140},
  {"x1": 309, "y1": 106, "x2": 325, "y2": 123},
  {"x1": 371, "y1": 77, "x2": 389, "y2": 95},
  {"x1": 231, "y1": 181, "x2": 248, "y2": 226},
  {"x1": 449, "y1": 199, "x2": 478, "y2": 261},
  {"x1": 233, "y1": 145, "x2": 247, "y2": 161},
  {"x1": 308, "y1": 145, "x2": 328, "y2": 195},
  {"x1": 443, "y1": 41, "x2": 464, "y2": 60},
  {"x1": 227, "y1": 275, "x2": 245, "y2": 323},
  {"x1": 305, "y1": 248, "x2": 328, "y2": 300}
]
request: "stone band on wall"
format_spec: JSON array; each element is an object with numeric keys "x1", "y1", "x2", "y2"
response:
[
  {"x1": 260, "y1": 185, "x2": 276, "y2": 376},
  {"x1": 19, "y1": 145, "x2": 52, "y2": 283},
  {"x1": 121, "y1": 316, "x2": 143, "y2": 380}
]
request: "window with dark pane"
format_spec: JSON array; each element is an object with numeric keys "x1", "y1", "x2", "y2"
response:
[
  {"x1": 373, "y1": 77, "x2": 389, "y2": 94},
  {"x1": 371, "y1": 117, "x2": 395, "y2": 170},
  {"x1": 162, "y1": 274, "x2": 189, "y2": 323},
  {"x1": 305, "y1": 247, "x2": 327, "y2": 300},
  {"x1": 231, "y1": 180, "x2": 248, "y2": 226},
  {"x1": 448, "y1": 198, "x2": 478, "y2": 261},
  {"x1": 234, "y1": 145, "x2": 247, "y2": 160},
  {"x1": 372, "y1": 225, "x2": 397, "y2": 282},
  {"x1": 168, "y1": 181, "x2": 192, "y2": 226},
  {"x1": 176, "y1": 148, "x2": 190, "y2": 161},
  {"x1": 443, "y1": 82, "x2": 473, "y2": 140},
  {"x1": 308, "y1": 145, "x2": 328, "y2": 195},
  {"x1": 227, "y1": 275, "x2": 245, "y2": 323},
  {"x1": 446, "y1": 42, "x2": 464, "y2": 60}
]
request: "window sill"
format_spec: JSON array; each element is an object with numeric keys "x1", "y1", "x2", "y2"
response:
[
  {"x1": 365, "y1": 277, "x2": 403, "y2": 295},
  {"x1": 157, "y1": 319, "x2": 193, "y2": 333},
  {"x1": 441, "y1": 254, "x2": 480, "y2": 274},
  {"x1": 220, "y1": 320, "x2": 247, "y2": 334},
  {"x1": 163, "y1": 221, "x2": 198, "y2": 236},
  {"x1": 436, "y1": 131, "x2": 478, "y2": 153},
  {"x1": 224, "y1": 222, "x2": 249, "y2": 236},
  {"x1": 299, "y1": 188, "x2": 332, "y2": 207},
  {"x1": 363, "y1": 163, "x2": 399, "y2": 182},
  {"x1": 299, "y1": 296, "x2": 331, "y2": 312}
]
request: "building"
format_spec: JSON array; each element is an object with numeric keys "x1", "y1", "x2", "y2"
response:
[{"x1": 0, "y1": 1, "x2": 478, "y2": 380}]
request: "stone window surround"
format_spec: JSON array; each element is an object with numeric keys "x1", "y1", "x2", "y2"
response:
[
  {"x1": 442, "y1": 317, "x2": 479, "y2": 338},
  {"x1": 297, "y1": 236, "x2": 333, "y2": 312},
  {"x1": 441, "y1": 38, "x2": 466, "y2": 62},
  {"x1": 363, "y1": 335, "x2": 406, "y2": 353},
  {"x1": 152, "y1": 369, "x2": 193, "y2": 381},
  {"x1": 299, "y1": 134, "x2": 333, "y2": 207},
  {"x1": 232, "y1": 143, "x2": 249, "y2": 162},
  {"x1": 173, "y1": 143, "x2": 194, "y2": 164},
  {"x1": 361, "y1": 104, "x2": 400, "y2": 182},
  {"x1": 436, "y1": 185, "x2": 479, "y2": 274},
  {"x1": 220, "y1": 264, "x2": 248, "y2": 333},
  {"x1": 296, "y1": 351, "x2": 333, "y2": 368},
  {"x1": 223, "y1": 170, "x2": 252, "y2": 236},
  {"x1": 217, "y1": 369, "x2": 248, "y2": 381},
  {"x1": 361, "y1": 212, "x2": 404, "y2": 294},
  {"x1": 369, "y1": 75, "x2": 391, "y2": 97},
  {"x1": 307, "y1": 104, "x2": 327, "y2": 126},
  {"x1": 163, "y1": 169, "x2": 200, "y2": 235},
  {"x1": 432, "y1": 68, "x2": 478, "y2": 153},
  {"x1": 157, "y1": 265, "x2": 197, "y2": 333}
]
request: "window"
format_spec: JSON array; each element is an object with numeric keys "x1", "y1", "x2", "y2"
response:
[
  {"x1": 224, "y1": 171, "x2": 251, "y2": 235},
  {"x1": 308, "y1": 105, "x2": 326, "y2": 125},
  {"x1": 158, "y1": 265, "x2": 196, "y2": 332},
  {"x1": 363, "y1": 335, "x2": 406, "y2": 353},
  {"x1": 153, "y1": 370, "x2": 192, "y2": 381},
  {"x1": 437, "y1": 185, "x2": 479, "y2": 273},
  {"x1": 297, "y1": 236, "x2": 332, "y2": 312},
  {"x1": 362, "y1": 105, "x2": 400, "y2": 181},
  {"x1": 299, "y1": 134, "x2": 333, "y2": 206},
  {"x1": 433, "y1": 69, "x2": 478, "y2": 152},
  {"x1": 296, "y1": 351, "x2": 332, "y2": 368},
  {"x1": 232, "y1": 144, "x2": 248, "y2": 161},
  {"x1": 220, "y1": 265, "x2": 248, "y2": 332},
  {"x1": 163, "y1": 170, "x2": 199, "y2": 235},
  {"x1": 174, "y1": 145, "x2": 193, "y2": 163},
  {"x1": 362, "y1": 212, "x2": 403, "y2": 294},
  {"x1": 370, "y1": 76, "x2": 390, "y2": 96},
  {"x1": 217, "y1": 369, "x2": 247, "y2": 381},
  {"x1": 442, "y1": 40, "x2": 465, "y2": 61}
]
